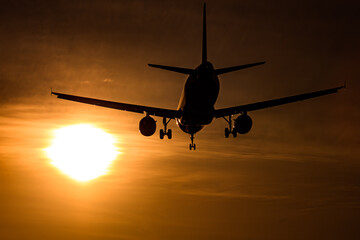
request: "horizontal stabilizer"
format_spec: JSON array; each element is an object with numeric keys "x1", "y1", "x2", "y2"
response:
[
  {"x1": 148, "y1": 64, "x2": 195, "y2": 75},
  {"x1": 215, "y1": 61, "x2": 265, "y2": 75}
]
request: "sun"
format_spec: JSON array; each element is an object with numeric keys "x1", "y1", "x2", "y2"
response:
[{"x1": 45, "y1": 124, "x2": 119, "y2": 181}]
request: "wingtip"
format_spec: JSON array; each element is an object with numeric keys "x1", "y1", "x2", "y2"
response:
[{"x1": 50, "y1": 89, "x2": 60, "y2": 97}]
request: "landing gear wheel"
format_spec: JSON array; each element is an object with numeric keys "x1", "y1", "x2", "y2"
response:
[
  {"x1": 223, "y1": 115, "x2": 241, "y2": 139},
  {"x1": 160, "y1": 129, "x2": 164, "y2": 139},
  {"x1": 160, "y1": 117, "x2": 172, "y2": 140},
  {"x1": 232, "y1": 130, "x2": 237, "y2": 138},
  {"x1": 225, "y1": 128, "x2": 230, "y2": 138},
  {"x1": 167, "y1": 129, "x2": 172, "y2": 139},
  {"x1": 189, "y1": 134, "x2": 196, "y2": 150}
]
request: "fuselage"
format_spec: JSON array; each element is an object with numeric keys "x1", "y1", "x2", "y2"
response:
[{"x1": 176, "y1": 61, "x2": 219, "y2": 134}]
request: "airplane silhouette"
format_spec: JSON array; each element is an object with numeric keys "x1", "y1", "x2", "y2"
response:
[{"x1": 52, "y1": 3, "x2": 344, "y2": 150}]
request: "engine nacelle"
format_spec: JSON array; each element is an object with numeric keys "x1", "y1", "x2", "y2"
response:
[
  {"x1": 139, "y1": 116, "x2": 156, "y2": 136},
  {"x1": 234, "y1": 115, "x2": 252, "y2": 134}
]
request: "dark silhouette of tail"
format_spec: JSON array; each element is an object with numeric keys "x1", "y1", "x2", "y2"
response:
[
  {"x1": 148, "y1": 3, "x2": 265, "y2": 76},
  {"x1": 202, "y1": 3, "x2": 207, "y2": 63}
]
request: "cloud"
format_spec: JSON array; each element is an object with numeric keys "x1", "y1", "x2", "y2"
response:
[
  {"x1": 103, "y1": 78, "x2": 113, "y2": 83},
  {"x1": 176, "y1": 189, "x2": 289, "y2": 200}
]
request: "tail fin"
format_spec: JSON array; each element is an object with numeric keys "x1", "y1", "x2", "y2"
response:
[{"x1": 202, "y1": 3, "x2": 207, "y2": 63}]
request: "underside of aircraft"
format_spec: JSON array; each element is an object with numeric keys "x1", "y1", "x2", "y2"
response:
[{"x1": 52, "y1": 3, "x2": 344, "y2": 150}]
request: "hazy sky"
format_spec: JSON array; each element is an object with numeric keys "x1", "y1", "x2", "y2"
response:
[{"x1": 1, "y1": 0, "x2": 360, "y2": 239}]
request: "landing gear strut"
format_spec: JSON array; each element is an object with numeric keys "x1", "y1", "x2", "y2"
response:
[
  {"x1": 160, "y1": 117, "x2": 172, "y2": 139},
  {"x1": 189, "y1": 134, "x2": 196, "y2": 150},
  {"x1": 222, "y1": 115, "x2": 237, "y2": 138}
]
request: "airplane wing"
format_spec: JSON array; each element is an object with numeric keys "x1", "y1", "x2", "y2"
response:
[
  {"x1": 51, "y1": 91, "x2": 181, "y2": 119},
  {"x1": 214, "y1": 85, "x2": 345, "y2": 118}
]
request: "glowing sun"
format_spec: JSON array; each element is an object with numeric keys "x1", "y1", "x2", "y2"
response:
[{"x1": 45, "y1": 124, "x2": 119, "y2": 181}]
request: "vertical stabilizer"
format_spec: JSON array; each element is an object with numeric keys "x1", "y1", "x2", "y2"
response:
[{"x1": 202, "y1": 3, "x2": 207, "y2": 63}]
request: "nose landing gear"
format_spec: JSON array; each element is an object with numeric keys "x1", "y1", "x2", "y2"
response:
[
  {"x1": 189, "y1": 134, "x2": 196, "y2": 150},
  {"x1": 160, "y1": 117, "x2": 172, "y2": 139}
]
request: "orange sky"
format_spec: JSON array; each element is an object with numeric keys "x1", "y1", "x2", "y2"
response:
[{"x1": 1, "y1": 0, "x2": 360, "y2": 239}]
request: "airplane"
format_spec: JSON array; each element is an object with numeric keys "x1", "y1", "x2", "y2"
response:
[{"x1": 51, "y1": 3, "x2": 344, "y2": 150}]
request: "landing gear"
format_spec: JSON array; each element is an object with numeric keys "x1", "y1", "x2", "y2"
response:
[
  {"x1": 225, "y1": 127, "x2": 230, "y2": 138},
  {"x1": 232, "y1": 130, "x2": 237, "y2": 138},
  {"x1": 222, "y1": 115, "x2": 237, "y2": 138},
  {"x1": 160, "y1": 117, "x2": 172, "y2": 139},
  {"x1": 167, "y1": 129, "x2": 172, "y2": 139},
  {"x1": 160, "y1": 129, "x2": 172, "y2": 139},
  {"x1": 189, "y1": 134, "x2": 196, "y2": 150}
]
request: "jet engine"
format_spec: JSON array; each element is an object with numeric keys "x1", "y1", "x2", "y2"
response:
[
  {"x1": 139, "y1": 116, "x2": 156, "y2": 136},
  {"x1": 234, "y1": 115, "x2": 252, "y2": 134}
]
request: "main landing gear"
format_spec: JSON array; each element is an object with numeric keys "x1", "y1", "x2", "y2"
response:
[
  {"x1": 159, "y1": 117, "x2": 172, "y2": 139},
  {"x1": 189, "y1": 134, "x2": 196, "y2": 150},
  {"x1": 222, "y1": 115, "x2": 237, "y2": 138}
]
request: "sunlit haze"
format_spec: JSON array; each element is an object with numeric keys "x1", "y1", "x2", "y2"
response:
[{"x1": 45, "y1": 124, "x2": 119, "y2": 181}]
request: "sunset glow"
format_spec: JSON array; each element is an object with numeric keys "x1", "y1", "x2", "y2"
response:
[{"x1": 45, "y1": 124, "x2": 119, "y2": 181}]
